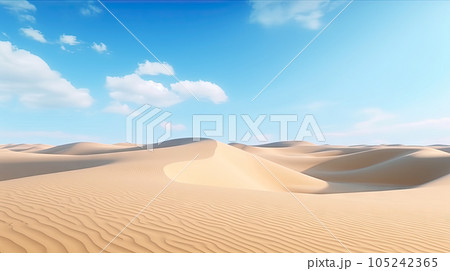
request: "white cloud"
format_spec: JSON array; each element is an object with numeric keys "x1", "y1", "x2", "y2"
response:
[
  {"x1": 0, "y1": 0, "x2": 36, "y2": 22},
  {"x1": 60, "y1": 34, "x2": 80, "y2": 45},
  {"x1": 0, "y1": 41, "x2": 93, "y2": 108},
  {"x1": 105, "y1": 61, "x2": 227, "y2": 109},
  {"x1": 106, "y1": 74, "x2": 182, "y2": 107},
  {"x1": 135, "y1": 60, "x2": 175, "y2": 76},
  {"x1": 20, "y1": 27, "x2": 47, "y2": 43},
  {"x1": 160, "y1": 121, "x2": 186, "y2": 131},
  {"x1": 92, "y1": 42, "x2": 107, "y2": 53},
  {"x1": 80, "y1": 1, "x2": 102, "y2": 16},
  {"x1": 104, "y1": 102, "x2": 132, "y2": 115},
  {"x1": 171, "y1": 80, "x2": 228, "y2": 104},
  {"x1": 249, "y1": 0, "x2": 329, "y2": 30}
]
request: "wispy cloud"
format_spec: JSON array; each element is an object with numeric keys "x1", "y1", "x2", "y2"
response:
[
  {"x1": 0, "y1": 41, "x2": 93, "y2": 108},
  {"x1": 394, "y1": 118, "x2": 450, "y2": 131},
  {"x1": 0, "y1": 0, "x2": 36, "y2": 22},
  {"x1": 326, "y1": 108, "x2": 396, "y2": 138},
  {"x1": 0, "y1": 0, "x2": 35, "y2": 12},
  {"x1": 353, "y1": 108, "x2": 395, "y2": 130},
  {"x1": 80, "y1": 1, "x2": 102, "y2": 16},
  {"x1": 326, "y1": 108, "x2": 450, "y2": 145},
  {"x1": 249, "y1": 0, "x2": 331, "y2": 30},
  {"x1": 20, "y1": 27, "x2": 47, "y2": 43}
]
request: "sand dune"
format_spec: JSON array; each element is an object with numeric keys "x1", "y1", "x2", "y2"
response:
[
  {"x1": 0, "y1": 139, "x2": 449, "y2": 252},
  {"x1": 164, "y1": 141, "x2": 328, "y2": 193},
  {"x1": 305, "y1": 148, "x2": 450, "y2": 186},
  {"x1": 0, "y1": 144, "x2": 53, "y2": 153},
  {"x1": 36, "y1": 142, "x2": 142, "y2": 155}
]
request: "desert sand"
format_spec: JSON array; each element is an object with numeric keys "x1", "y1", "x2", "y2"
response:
[{"x1": 0, "y1": 139, "x2": 449, "y2": 252}]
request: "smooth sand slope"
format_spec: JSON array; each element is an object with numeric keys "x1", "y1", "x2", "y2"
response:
[{"x1": 0, "y1": 140, "x2": 449, "y2": 252}]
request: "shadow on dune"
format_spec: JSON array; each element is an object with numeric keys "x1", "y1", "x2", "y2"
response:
[
  {"x1": 232, "y1": 142, "x2": 450, "y2": 193},
  {"x1": 304, "y1": 148, "x2": 450, "y2": 187},
  {"x1": 308, "y1": 147, "x2": 370, "y2": 156},
  {"x1": 0, "y1": 159, "x2": 114, "y2": 182},
  {"x1": 1, "y1": 138, "x2": 217, "y2": 182},
  {"x1": 147, "y1": 138, "x2": 214, "y2": 149},
  {"x1": 36, "y1": 143, "x2": 142, "y2": 155},
  {"x1": 312, "y1": 182, "x2": 418, "y2": 194},
  {"x1": 254, "y1": 141, "x2": 316, "y2": 148},
  {"x1": 35, "y1": 138, "x2": 215, "y2": 155}
]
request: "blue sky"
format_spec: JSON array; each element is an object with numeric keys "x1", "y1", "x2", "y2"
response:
[{"x1": 1, "y1": 0, "x2": 450, "y2": 145}]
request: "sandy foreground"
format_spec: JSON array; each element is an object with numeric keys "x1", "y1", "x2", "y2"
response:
[{"x1": 0, "y1": 139, "x2": 449, "y2": 253}]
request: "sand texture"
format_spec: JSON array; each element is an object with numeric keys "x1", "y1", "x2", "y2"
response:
[{"x1": 0, "y1": 140, "x2": 449, "y2": 252}]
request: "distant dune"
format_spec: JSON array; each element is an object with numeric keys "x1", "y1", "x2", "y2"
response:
[
  {"x1": 0, "y1": 139, "x2": 449, "y2": 252},
  {"x1": 35, "y1": 142, "x2": 142, "y2": 155},
  {"x1": 0, "y1": 144, "x2": 53, "y2": 153}
]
